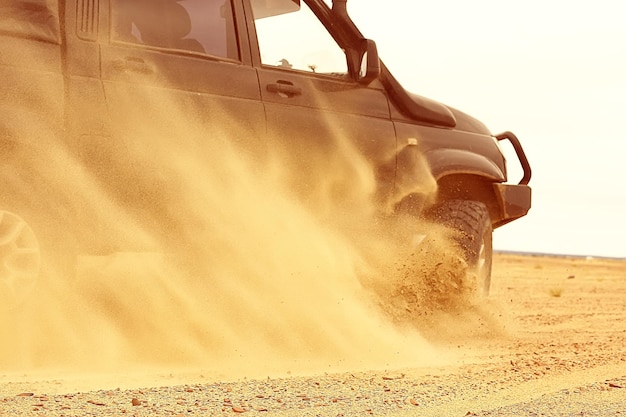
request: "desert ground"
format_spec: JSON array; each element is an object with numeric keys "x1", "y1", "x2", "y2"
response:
[{"x1": 1, "y1": 252, "x2": 625, "y2": 416}]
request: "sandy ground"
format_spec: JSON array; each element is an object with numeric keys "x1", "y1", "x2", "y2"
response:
[{"x1": 1, "y1": 252, "x2": 625, "y2": 416}]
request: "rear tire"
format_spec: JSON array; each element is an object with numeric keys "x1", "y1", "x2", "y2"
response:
[
  {"x1": 0, "y1": 210, "x2": 41, "y2": 310},
  {"x1": 0, "y1": 205, "x2": 77, "y2": 310},
  {"x1": 428, "y1": 200, "x2": 493, "y2": 296}
]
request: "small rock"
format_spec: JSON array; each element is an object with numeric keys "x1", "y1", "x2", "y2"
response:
[
  {"x1": 131, "y1": 398, "x2": 141, "y2": 406},
  {"x1": 232, "y1": 406, "x2": 247, "y2": 413}
]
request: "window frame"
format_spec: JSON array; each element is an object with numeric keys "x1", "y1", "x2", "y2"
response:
[
  {"x1": 243, "y1": 0, "x2": 361, "y2": 81},
  {"x1": 106, "y1": 0, "x2": 251, "y2": 65}
]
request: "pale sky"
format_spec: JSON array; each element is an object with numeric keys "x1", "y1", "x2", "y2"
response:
[{"x1": 347, "y1": 0, "x2": 626, "y2": 258}]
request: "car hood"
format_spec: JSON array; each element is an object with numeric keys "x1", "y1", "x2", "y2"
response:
[
  {"x1": 445, "y1": 105, "x2": 492, "y2": 135},
  {"x1": 400, "y1": 91, "x2": 491, "y2": 135},
  {"x1": 380, "y1": 63, "x2": 491, "y2": 135}
]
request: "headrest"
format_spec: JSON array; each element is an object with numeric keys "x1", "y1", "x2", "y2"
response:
[{"x1": 132, "y1": 0, "x2": 192, "y2": 46}]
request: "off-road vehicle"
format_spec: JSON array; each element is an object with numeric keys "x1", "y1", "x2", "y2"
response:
[{"x1": 0, "y1": 0, "x2": 531, "y2": 308}]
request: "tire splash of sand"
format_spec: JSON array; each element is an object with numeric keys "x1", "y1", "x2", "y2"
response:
[{"x1": 0, "y1": 89, "x2": 495, "y2": 380}]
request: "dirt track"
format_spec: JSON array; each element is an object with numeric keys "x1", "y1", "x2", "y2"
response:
[{"x1": 1, "y1": 253, "x2": 625, "y2": 416}]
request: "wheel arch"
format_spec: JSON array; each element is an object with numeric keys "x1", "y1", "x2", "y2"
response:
[
  {"x1": 391, "y1": 147, "x2": 507, "y2": 220},
  {"x1": 434, "y1": 174, "x2": 501, "y2": 226},
  {"x1": 424, "y1": 148, "x2": 505, "y2": 223},
  {"x1": 425, "y1": 148, "x2": 506, "y2": 184}
]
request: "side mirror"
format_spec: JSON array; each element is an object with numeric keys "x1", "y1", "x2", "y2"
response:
[{"x1": 358, "y1": 39, "x2": 380, "y2": 85}]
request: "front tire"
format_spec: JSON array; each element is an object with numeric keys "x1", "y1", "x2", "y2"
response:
[{"x1": 428, "y1": 200, "x2": 493, "y2": 296}]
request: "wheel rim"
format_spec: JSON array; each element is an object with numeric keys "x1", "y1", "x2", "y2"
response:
[
  {"x1": 470, "y1": 230, "x2": 493, "y2": 296},
  {"x1": 0, "y1": 211, "x2": 41, "y2": 309},
  {"x1": 474, "y1": 240, "x2": 487, "y2": 291},
  {"x1": 477, "y1": 239, "x2": 487, "y2": 270}
]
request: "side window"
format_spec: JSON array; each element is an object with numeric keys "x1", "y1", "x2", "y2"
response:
[
  {"x1": 110, "y1": 0, "x2": 239, "y2": 60},
  {"x1": 251, "y1": 0, "x2": 347, "y2": 76}
]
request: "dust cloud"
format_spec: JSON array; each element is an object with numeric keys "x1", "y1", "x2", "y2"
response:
[{"x1": 0, "y1": 84, "x2": 492, "y2": 382}]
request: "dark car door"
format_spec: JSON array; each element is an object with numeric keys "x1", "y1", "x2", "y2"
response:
[
  {"x1": 93, "y1": 0, "x2": 266, "y2": 247},
  {"x1": 247, "y1": 0, "x2": 397, "y2": 215}
]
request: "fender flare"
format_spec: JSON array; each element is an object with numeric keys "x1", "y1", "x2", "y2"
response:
[
  {"x1": 424, "y1": 148, "x2": 506, "y2": 183},
  {"x1": 390, "y1": 145, "x2": 505, "y2": 215}
]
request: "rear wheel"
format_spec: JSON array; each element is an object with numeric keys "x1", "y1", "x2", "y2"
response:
[
  {"x1": 428, "y1": 200, "x2": 493, "y2": 296},
  {"x1": 0, "y1": 210, "x2": 41, "y2": 309}
]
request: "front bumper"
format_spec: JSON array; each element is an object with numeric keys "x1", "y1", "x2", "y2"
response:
[
  {"x1": 493, "y1": 183, "x2": 532, "y2": 228},
  {"x1": 492, "y1": 131, "x2": 532, "y2": 228}
]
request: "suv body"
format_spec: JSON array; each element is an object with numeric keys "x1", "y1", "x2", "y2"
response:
[{"x1": 0, "y1": 0, "x2": 531, "y2": 306}]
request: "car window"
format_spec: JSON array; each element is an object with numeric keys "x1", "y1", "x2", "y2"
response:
[
  {"x1": 251, "y1": 0, "x2": 347, "y2": 76},
  {"x1": 110, "y1": 0, "x2": 239, "y2": 60}
]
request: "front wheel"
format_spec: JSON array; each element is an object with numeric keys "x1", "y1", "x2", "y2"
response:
[{"x1": 427, "y1": 200, "x2": 493, "y2": 296}]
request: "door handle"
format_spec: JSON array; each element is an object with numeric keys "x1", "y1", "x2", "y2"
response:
[
  {"x1": 267, "y1": 81, "x2": 302, "y2": 97},
  {"x1": 112, "y1": 57, "x2": 154, "y2": 75}
]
